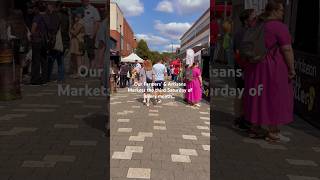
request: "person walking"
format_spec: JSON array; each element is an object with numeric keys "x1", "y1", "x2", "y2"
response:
[
  {"x1": 243, "y1": 0, "x2": 295, "y2": 142},
  {"x1": 133, "y1": 60, "x2": 141, "y2": 82},
  {"x1": 173, "y1": 66, "x2": 179, "y2": 82},
  {"x1": 119, "y1": 62, "x2": 129, "y2": 88},
  {"x1": 152, "y1": 59, "x2": 167, "y2": 104},
  {"x1": 7, "y1": 9, "x2": 29, "y2": 85},
  {"x1": 170, "y1": 66, "x2": 175, "y2": 81},
  {"x1": 46, "y1": 1, "x2": 64, "y2": 83},
  {"x1": 30, "y1": 1, "x2": 49, "y2": 85},
  {"x1": 69, "y1": 8, "x2": 85, "y2": 79},
  {"x1": 185, "y1": 59, "x2": 203, "y2": 107},
  {"x1": 81, "y1": 0, "x2": 100, "y2": 69},
  {"x1": 139, "y1": 60, "x2": 154, "y2": 107},
  {"x1": 232, "y1": 9, "x2": 256, "y2": 131}
]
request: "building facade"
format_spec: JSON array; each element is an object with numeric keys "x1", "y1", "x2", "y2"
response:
[
  {"x1": 110, "y1": 2, "x2": 136, "y2": 57},
  {"x1": 179, "y1": 8, "x2": 210, "y2": 58}
]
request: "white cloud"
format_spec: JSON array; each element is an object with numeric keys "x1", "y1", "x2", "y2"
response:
[
  {"x1": 155, "y1": 0, "x2": 174, "y2": 13},
  {"x1": 112, "y1": 0, "x2": 144, "y2": 16},
  {"x1": 136, "y1": 34, "x2": 170, "y2": 46},
  {"x1": 154, "y1": 20, "x2": 191, "y2": 40},
  {"x1": 174, "y1": 0, "x2": 209, "y2": 15}
]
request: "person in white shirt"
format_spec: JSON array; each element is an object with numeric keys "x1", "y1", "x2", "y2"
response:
[
  {"x1": 81, "y1": 0, "x2": 101, "y2": 69},
  {"x1": 134, "y1": 60, "x2": 141, "y2": 81},
  {"x1": 152, "y1": 59, "x2": 167, "y2": 104}
]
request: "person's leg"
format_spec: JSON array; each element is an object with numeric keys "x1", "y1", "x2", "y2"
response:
[
  {"x1": 69, "y1": 54, "x2": 75, "y2": 76},
  {"x1": 119, "y1": 75, "x2": 123, "y2": 88},
  {"x1": 143, "y1": 92, "x2": 146, "y2": 103},
  {"x1": 40, "y1": 46, "x2": 48, "y2": 84},
  {"x1": 88, "y1": 37, "x2": 95, "y2": 69},
  {"x1": 47, "y1": 50, "x2": 55, "y2": 82},
  {"x1": 146, "y1": 93, "x2": 150, "y2": 106},
  {"x1": 122, "y1": 75, "x2": 126, "y2": 88},
  {"x1": 57, "y1": 51, "x2": 64, "y2": 82},
  {"x1": 127, "y1": 78, "x2": 131, "y2": 87},
  {"x1": 265, "y1": 125, "x2": 281, "y2": 142},
  {"x1": 31, "y1": 43, "x2": 41, "y2": 84},
  {"x1": 75, "y1": 55, "x2": 82, "y2": 78}
]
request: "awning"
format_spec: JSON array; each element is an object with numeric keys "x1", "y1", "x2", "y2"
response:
[{"x1": 121, "y1": 53, "x2": 144, "y2": 63}]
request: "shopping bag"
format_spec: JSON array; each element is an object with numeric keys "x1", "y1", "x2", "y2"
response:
[{"x1": 53, "y1": 28, "x2": 63, "y2": 52}]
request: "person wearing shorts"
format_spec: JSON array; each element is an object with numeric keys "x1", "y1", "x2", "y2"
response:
[{"x1": 152, "y1": 59, "x2": 167, "y2": 103}]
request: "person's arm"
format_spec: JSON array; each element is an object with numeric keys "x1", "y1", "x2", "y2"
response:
[
  {"x1": 199, "y1": 76, "x2": 203, "y2": 86},
  {"x1": 93, "y1": 9, "x2": 101, "y2": 38},
  {"x1": 152, "y1": 68, "x2": 156, "y2": 82},
  {"x1": 164, "y1": 67, "x2": 167, "y2": 79},
  {"x1": 31, "y1": 22, "x2": 37, "y2": 34},
  {"x1": 7, "y1": 26, "x2": 17, "y2": 40},
  {"x1": 276, "y1": 23, "x2": 295, "y2": 79},
  {"x1": 281, "y1": 45, "x2": 295, "y2": 79}
]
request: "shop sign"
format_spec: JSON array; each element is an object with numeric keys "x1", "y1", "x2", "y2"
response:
[{"x1": 294, "y1": 50, "x2": 320, "y2": 128}]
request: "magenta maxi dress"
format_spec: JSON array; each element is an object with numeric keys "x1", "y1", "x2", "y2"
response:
[
  {"x1": 244, "y1": 20, "x2": 294, "y2": 126},
  {"x1": 185, "y1": 67, "x2": 202, "y2": 104}
]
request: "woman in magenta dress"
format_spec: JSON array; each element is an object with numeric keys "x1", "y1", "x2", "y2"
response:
[
  {"x1": 185, "y1": 60, "x2": 203, "y2": 107},
  {"x1": 244, "y1": 1, "x2": 295, "y2": 142}
]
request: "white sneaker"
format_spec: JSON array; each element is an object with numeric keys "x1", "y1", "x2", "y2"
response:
[
  {"x1": 146, "y1": 103, "x2": 150, "y2": 107},
  {"x1": 157, "y1": 99, "x2": 162, "y2": 103},
  {"x1": 278, "y1": 134, "x2": 290, "y2": 142}
]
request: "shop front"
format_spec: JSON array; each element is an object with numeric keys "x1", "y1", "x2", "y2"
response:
[
  {"x1": 286, "y1": 0, "x2": 320, "y2": 128},
  {"x1": 231, "y1": 0, "x2": 320, "y2": 128}
]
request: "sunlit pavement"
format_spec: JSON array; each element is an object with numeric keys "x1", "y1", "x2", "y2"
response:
[{"x1": 110, "y1": 83, "x2": 210, "y2": 180}]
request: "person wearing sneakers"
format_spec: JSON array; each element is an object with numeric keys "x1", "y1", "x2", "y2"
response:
[{"x1": 152, "y1": 59, "x2": 167, "y2": 104}]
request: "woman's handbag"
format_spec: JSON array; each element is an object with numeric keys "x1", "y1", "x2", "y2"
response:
[{"x1": 53, "y1": 28, "x2": 63, "y2": 52}]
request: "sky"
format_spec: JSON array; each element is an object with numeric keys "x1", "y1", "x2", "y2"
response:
[{"x1": 111, "y1": 0, "x2": 210, "y2": 52}]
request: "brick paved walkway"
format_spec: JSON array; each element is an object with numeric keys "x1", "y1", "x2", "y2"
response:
[
  {"x1": 110, "y1": 83, "x2": 210, "y2": 180},
  {"x1": 0, "y1": 78, "x2": 107, "y2": 180}
]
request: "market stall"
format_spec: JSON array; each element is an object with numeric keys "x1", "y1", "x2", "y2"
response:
[{"x1": 121, "y1": 53, "x2": 144, "y2": 63}]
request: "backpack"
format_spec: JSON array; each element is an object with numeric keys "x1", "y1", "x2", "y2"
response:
[
  {"x1": 239, "y1": 22, "x2": 267, "y2": 63},
  {"x1": 185, "y1": 68, "x2": 193, "y2": 82}
]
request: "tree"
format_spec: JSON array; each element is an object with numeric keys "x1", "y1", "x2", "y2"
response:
[{"x1": 135, "y1": 39, "x2": 150, "y2": 59}]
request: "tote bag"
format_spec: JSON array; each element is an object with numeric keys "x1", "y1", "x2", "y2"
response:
[{"x1": 54, "y1": 28, "x2": 63, "y2": 52}]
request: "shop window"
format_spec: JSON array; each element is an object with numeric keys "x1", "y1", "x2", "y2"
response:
[{"x1": 293, "y1": 0, "x2": 319, "y2": 55}]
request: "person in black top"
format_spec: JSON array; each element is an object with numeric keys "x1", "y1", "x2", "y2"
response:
[{"x1": 232, "y1": 9, "x2": 256, "y2": 131}]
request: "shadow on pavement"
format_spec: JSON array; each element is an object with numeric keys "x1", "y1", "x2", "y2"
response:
[
  {"x1": 83, "y1": 113, "x2": 107, "y2": 133},
  {"x1": 213, "y1": 110, "x2": 249, "y2": 138}
]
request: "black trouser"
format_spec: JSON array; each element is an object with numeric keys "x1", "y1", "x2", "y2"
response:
[
  {"x1": 120, "y1": 75, "x2": 127, "y2": 88},
  {"x1": 31, "y1": 42, "x2": 48, "y2": 84}
]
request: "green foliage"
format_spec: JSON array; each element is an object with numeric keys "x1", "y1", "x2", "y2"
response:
[
  {"x1": 135, "y1": 39, "x2": 175, "y2": 64},
  {"x1": 135, "y1": 39, "x2": 150, "y2": 59}
]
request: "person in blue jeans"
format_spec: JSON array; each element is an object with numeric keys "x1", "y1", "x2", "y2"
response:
[
  {"x1": 47, "y1": 2, "x2": 66, "y2": 83},
  {"x1": 48, "y1": 50, "x2": 64, "y2": 83}
]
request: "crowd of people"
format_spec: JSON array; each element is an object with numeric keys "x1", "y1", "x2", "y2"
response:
[
  {"x1": 4, "y1": 0, "x2": 106, "y2": 86},
  {"x1": 114, "y1": 53, "x2": 203, "y2": 107},
  {"x1": 231, "y1": 0, "x2": 295, "y2": 143}
]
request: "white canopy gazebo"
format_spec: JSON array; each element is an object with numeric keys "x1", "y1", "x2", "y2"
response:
[{"x1": 121, "y1": 53, "x2": 144, "y2": 63}]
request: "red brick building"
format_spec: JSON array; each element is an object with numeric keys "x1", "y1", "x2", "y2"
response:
[{"x1": 110, "y1": 2, "x2": 137, "y2": 57}]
